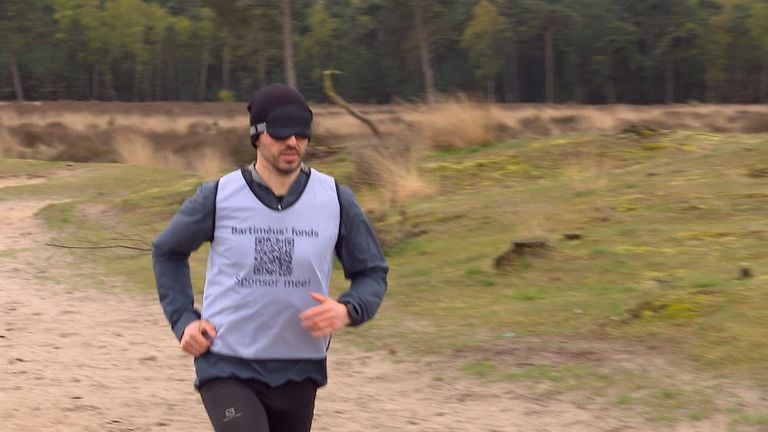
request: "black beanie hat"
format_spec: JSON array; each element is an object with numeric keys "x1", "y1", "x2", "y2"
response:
[{"x1": 247, "y1": 84, "x2": 313, "y2": 147}]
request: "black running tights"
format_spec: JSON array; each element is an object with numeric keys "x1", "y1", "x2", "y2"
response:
[{"x1": 199, "y1": 378, "x2": 317, "y2": 432}]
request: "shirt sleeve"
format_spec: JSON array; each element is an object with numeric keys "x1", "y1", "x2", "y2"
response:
[
  {"x1": 152, "y1": 180, "x2": 217, "y2": 340},
  {"x1": 334, "y1": 185, "x2": 389, "y2": 326}
]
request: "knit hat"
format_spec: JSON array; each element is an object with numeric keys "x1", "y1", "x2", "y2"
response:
[{"x1": 247, "y1": 84, "x2": 313, "y2": 146}]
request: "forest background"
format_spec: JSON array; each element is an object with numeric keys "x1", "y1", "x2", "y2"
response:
[{"x1": 4, "y1": 0, "x2": 768, "y2": 105}]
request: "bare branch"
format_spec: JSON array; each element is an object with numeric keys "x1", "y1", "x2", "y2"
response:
[{"x1": 323, "y1": 70, "x2": 381, "y2": 138}]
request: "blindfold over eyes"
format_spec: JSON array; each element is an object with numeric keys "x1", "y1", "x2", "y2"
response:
[{"x1": 249, "y1": 104, "x2": 312, "y2": 140}]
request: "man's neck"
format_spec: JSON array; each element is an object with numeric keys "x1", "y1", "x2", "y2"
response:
[{"x1": 253, "y1": 160, "x2": 300, "y2": 196}]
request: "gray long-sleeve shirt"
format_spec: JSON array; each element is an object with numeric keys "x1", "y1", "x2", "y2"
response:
[{"x1": 152, "y1": 164, "x2": 388, "y2": 388}]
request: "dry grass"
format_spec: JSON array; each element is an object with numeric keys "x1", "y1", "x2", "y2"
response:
[
  {"x1": 4, "y1": 100, "x2": 768, "y2": 183},
  {"x1": 0, "y1": 127, "x2": 25, "y2": 158},
  {"x1": 410, "y1": 101, "x2": 498, "y2": 150},
  {"x1": 0, "y1": 109, "x2": 241, "y2": 134},
  {"x1": 349, "y1": 136, "x2": 435, "y2": 207},
  {"x1": 113, "y1": 132, "x2": 172, "y2": 166},
  {"x1": 112, "y1": 133, "x2": 228, "y2": 180}
]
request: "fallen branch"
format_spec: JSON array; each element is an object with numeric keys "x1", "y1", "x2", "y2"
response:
[{"x1": 323, "y1": 70, "x2": 381, "y2": 138}]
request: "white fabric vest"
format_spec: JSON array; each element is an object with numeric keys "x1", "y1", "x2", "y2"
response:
[{"x1": 201, "y1": 168, "x2": 340, "y2": 360}]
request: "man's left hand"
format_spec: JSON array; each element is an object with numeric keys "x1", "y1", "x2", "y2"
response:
[{"x1": 299, "y1": 292, "x2": 351, "y2": 338}]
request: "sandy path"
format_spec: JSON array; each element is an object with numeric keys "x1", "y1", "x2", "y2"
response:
[
  {"x1": 0, "y1": 198, "x2": 210, "y2": 431},
  {"x1": 0, "y1": 178, "x2": 754, "y2": 432}
]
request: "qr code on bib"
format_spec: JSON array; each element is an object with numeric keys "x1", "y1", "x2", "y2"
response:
[{"x1": 254, "y1": 236, "x2": 294, "y2": 277}]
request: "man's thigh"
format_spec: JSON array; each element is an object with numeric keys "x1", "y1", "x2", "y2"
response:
[
  {"x1": 200, "y1": 378, "x2": 270, "y2": 432},
  {"x1": 199, "y1": 378, "x2": 317, "y2": 432},
  {"x1": 254, "y1": 379, "x2": 317, "y2": 432}
]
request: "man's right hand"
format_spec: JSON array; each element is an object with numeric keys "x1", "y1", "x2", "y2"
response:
[{"x1": 180, "y1": 320, "x2": 217, "y2": 357}]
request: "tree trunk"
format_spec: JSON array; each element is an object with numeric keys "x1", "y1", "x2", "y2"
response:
[
  {"x1": 487, "y1": 79, "x2": 495, "y2": 102},
  {"x1": 133, "y1": 60, "x2": 143, "y2": 102},
  {"x1": 505, "y1": 44, "x2": 520, "y2": 102},
  {"x1": 92, "y1": 64, "x2": 99, "y2": 100},
  {"x1": 198, "y1": 41, "x2": 210, "y2": 101},
  {"x1": 282, "y1": 0, "x2": 297, "y2": 90},
  {"x1": 103, "y1": 64, "x2": 117, "y2": 101},
  {"x1": 7, "y1": 49, "x2": 24, "y2": 102},
  {"x1": 414, "y1": 1, "x2": 437, "y2": 104},
  {"x1": 704, "y1": 65, "x2": 714, "y2": 103},
  {"x1": 258, "y1": 50, "x2": 268, "y2": 89},
  {"x1": 155, "y1": 45, "x2": 164, "y2": 101},
  {"x1": 222, "y1": 41, "x2": 232, "y2": 91},
  {"x1": 664, "y1": 54, "x2": 674, "y2": 104},
  {"x1": 544, "y1": 27, "x2": 555, "y2": 103},
  {"x1": 605, "y1": 75, "x2": 617, "y2": 104},
  {"x1": 163, "y1": 35, "x2": 178, "y2": 101},
  {"x1": 760, "y1": 58, "x2": 768, "y2": 103},
  {"x1": 154, "y1": 54, "x2": 162, "y2": 101}
]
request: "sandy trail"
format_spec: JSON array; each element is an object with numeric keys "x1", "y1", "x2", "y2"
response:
[
  {"x1": 0, "y1": 198, "x2": 209, "y2": 431},
  {"x1": 0, "y1": 178, "x2": 756, "y2": 432}
]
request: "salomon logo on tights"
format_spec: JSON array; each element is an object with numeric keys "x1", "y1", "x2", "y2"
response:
[{"x1": 223, "y1": 407, "x2": 243, "y2": 422}]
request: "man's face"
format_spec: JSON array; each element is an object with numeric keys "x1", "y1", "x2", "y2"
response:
[{"x1": 256, "y1": 132, "x2": 309, "y2": 175}]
